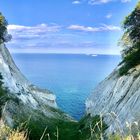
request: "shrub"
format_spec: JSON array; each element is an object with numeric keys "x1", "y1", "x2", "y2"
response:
[
  {"x1": 0, "y1": 125, "x2": 28, "y2": 140},
  {"x1": 0, "y1": 12, "x2": 12, "y2": 43},
  {"x1": 119, "y1": 2, "x2": 140, "y2": 75},
  {"x1": 119, "y1": 43, "x2": 140, "y2": 75}
]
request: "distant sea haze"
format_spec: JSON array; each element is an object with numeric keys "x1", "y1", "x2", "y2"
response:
[{"x1": 12, "y1": 53, "x2": 121, "y2": 120}]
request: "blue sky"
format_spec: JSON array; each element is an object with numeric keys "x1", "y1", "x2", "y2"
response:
[{"x1": 1, "y1": 0, "x2": 138, "y2": 54}]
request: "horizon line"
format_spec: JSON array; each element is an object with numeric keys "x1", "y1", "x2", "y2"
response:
[{"x1": 10, "y1": 52, "x2": 121, "y2": 56}]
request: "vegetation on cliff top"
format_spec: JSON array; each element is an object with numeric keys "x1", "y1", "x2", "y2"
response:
[
  {"x1": 119, "y1": 2, "x2": 140, "y2": 75},
  {"x1": 0, "y1": 12, "x2": 11, "y2": 44}
]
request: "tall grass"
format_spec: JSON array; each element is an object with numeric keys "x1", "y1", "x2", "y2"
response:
[
  {"x1": 0, "y1": 124, "x2": 28, "y2": 140},
  {"x1": 0, "y1": 112, "x2": 139, "y2": 140}
]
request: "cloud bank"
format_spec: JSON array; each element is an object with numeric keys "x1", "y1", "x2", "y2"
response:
[
  {"x1": 7, "y1": 23, "x2": 120, "y2": 54},
  {"x1": 72, "y1": 0, "x2": 131, "y2": 5},
  {"x1": 68, "y1": 24, "x2": 121, "y2": 32}
]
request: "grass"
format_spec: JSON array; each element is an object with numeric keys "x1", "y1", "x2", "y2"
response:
[
  {"x1": 0, "y1": 73, "x2": 10, "y2": 118},
  {"x1": 108, "y1": 134, "x2": 140, "y2": 140},
  {"x1": 0, "y1": 125, "x2": 28, "y2": 140},
  {"x1": 5, "y1": 114, "x2": 108, "y2": 140},
  {"x1": 119, "y1": 43, "x2": 140, "y2": 76},
  {"x1": 0, "y1": 113, "x2": 107, "y2": 140},
  {"x1": 1, "y1": 114, "x2": 140, "y2": 140}
]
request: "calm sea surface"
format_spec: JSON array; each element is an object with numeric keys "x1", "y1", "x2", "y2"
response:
[{"x1": 12, "y1": 54, "x2": 121, "y2": 120}]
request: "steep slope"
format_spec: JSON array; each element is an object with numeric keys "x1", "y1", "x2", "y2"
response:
[
  {"x1": 0, "y1": 43, "x2": 57, "y2": 109},
  {"x1": 0, "y1": 43, "x2": 75, "y2": 139},
  {"x1": 86, "y1": 64, "x2": 140, "y2": 133},
  {"x1": 86, "y1": 2, "x2": 140, "y2": 135}
]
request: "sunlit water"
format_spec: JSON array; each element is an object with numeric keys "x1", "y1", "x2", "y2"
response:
[{"x1": 12, "y1": 54, "x2": 121, "y2": 120}]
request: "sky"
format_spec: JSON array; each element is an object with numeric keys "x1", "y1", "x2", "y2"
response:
[{"x1": 0, "y1": 0, "x2": 138, "y2": 54}]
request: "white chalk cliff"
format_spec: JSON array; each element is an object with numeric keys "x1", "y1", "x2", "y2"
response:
[
  {"x1": 86, "y1": 64, "x2": 140, "y2": 132},
  {"x1": 0, "y1": 43, "x2": 71, "y2": 128}
]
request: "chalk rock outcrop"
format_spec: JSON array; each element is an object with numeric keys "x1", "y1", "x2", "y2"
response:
[
  {"x1": 86, "y1": 64, "x2": 140, "y2": 132},
  {"x1": 0, "y1": 43, "x2": 70, "y2": 128}
]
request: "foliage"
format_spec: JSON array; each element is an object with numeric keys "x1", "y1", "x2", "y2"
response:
[
  {"x1": 122, "y1": 2, "x2": 140, "y2": 45},
  {"x1": 2, "y1": 114, "x2": 139, "y2": 140},
  {"x1": 0, "y1": 73, "x2": 9, "y2": 117},
  {"x1": 108, "y1": 134, "x2": 140, "y2": 140},
  {"x1": 0, "y1": 73, "x2": 4, "y2": 96},
  {"x1": 7, "y1": 111, "x2": 107, "y2": 140},
  {"x1": 119, "y1": 2, "x2": 140, "y2": 75},
  {"x1": 119, "y1": 42, "x2": 140, "y2": 75},
  {"x1": 0, "y1": 12, "x2": 12, "y2": 43},
  {"x1": 77, "y1": 115, "x2": 108, "y2": 140},
  {"x1": 20, "y1": 114, "x2": 107, "y2": 140},
  {"x1": 0, "y1": 125, "x2": 28, "y2": 140},
  {"x1": 0, "y1": 111, "x2": 139, "y2": 140}
]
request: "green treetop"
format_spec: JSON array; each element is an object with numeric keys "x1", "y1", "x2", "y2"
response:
[
  {"x1": 0, "y1": 12, "x2": 11, "y2": 44},
  {"x1": 119, "y1": 2, "x2": 140, "y2": 75}
]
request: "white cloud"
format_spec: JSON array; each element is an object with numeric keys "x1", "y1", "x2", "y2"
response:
[
  {"x1": 106, "y1": 13, "x2": 112, "y2": 19},
  {"x1": 68, "y1": 24, "x2": 121, "y2": 32},
  {"x1": 7, "y1": 24, "x2": 64, "y2": 52},
  {"x1": 88, "y1": 0, "x2": 112, "y2": 5},
  {"x1": 7, "y1": 24, "x2": 86, "y2": 53},
  {"x1": 72, "y1": 1, "x2": 81, "y2": 4},
  {"x1": 8, "y1": 24, "x2": 61, "y2": 33},
  {"x1": 102, "y1": 24, "x2": 121, "y2": 31},
  {"x1": 71, "y1": 0, "x2": 131, "y2": 5},
  {"x1": 7, "y1": 24, "x2": 120, "y2": 55},
  {"x1": 68, "y1": 25, "x2": 100, "y2": 32},
  {"x1": 88, "y1": 0, "x2": 131, "y2": 5},
  {"x1": 121, "y1": 0, "x2": 131, "y2": 3},
  {"x1": 7, "y1": 24, "x2": 62, "y2": 46}
]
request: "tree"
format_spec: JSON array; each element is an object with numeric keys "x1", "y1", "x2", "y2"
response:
[
  {"x1": 0, "y1": 12, "x2": 12, "y2": 43},
  {"x1": 119, "y1": 2, "x2": 140, "y2": 75}
]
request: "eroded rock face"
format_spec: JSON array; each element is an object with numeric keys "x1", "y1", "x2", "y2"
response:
[
  {"x1": 0, "y1": 44, "x2": 57, "y2": 108},
  {"x1": 86, "y1": 64, "x2": 140, "y2": 133},
  {"x1": 0, "y1": 44, "x2": 71, "y2": 128}
]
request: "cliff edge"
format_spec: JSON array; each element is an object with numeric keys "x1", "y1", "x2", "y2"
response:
[
  {"x1": 86, "y1": 64, "x2": 140, "y2": 132},
  {"x1": 0, "y1": 43, "x2": 73, "y2": 139}
]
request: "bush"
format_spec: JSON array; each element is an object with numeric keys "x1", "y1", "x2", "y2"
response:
[
  {"x1": 119, "y1": 42, "x2": 140, "y2": 75},
  {"x1": 0, "y1": 12, "x2": 12, "y2": 43},
  {"x1": 0, "y1": 73, "x2": 9, "y2": 117},
  {"x1": 0, "y1": 125, "x2": 28, "y2": 140},
  {"x1": 119, "y1": 2, "x2": 140, "y2": 76}
]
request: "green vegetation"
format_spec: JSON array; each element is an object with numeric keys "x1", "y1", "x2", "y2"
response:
[
  {"x1": 119, "y1": 2, "x2": 140, "y2": 75},
  {"x1": 26, "y1": 114, "x2": 140, "y2": 140},
  {"x1": 108, "y1": 134, "x2": 140, "y2": 140},
  {"x1": 0, "y1": 73, "x2": 4, "y2": 96},
  {"x1": 0, "y1": 73, "x2": 9, "y2": 117},
  {"x1": 0, "y1": 12, "x2": 11, "y2": 43},
  {"x1": 10, "y1": 102, "x2": 107, "y2": 140},
  {"x1": 17, "y1": 114, "x2": 108, "y2": 140},
  {"x1": 1, "y1": 113, "x2": 140, "y2": 140},
  {"x1": 0, "y1": 125, "x2": 28, "y2": 140}
]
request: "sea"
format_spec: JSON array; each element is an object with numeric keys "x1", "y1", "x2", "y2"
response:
[{"x1": 12, "y1": 53, "x2": 121, "y2": 120}]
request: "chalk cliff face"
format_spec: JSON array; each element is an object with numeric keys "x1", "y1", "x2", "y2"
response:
[
  {"x1": 0, "y1": 43, "x2": 70, "y2": 129},
  {"x1": 86, "y1": 64, "x2": 140, "y2": 132}
]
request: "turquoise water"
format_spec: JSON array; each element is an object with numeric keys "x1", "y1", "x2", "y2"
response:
[{"x1": 12, "y1": 54, "x2": 121, "y2": 120}]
